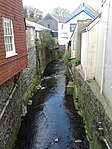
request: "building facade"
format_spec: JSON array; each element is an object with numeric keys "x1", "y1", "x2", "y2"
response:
[
  {"x1": 0, "y1": 0, "x2": 27, "y2": 85},
  {"x1": 0, "y1": 0, "x2": 28, "y2": 148},
  {"x1": 73, "y1": 0, "x2": 112, "y2": 148}
]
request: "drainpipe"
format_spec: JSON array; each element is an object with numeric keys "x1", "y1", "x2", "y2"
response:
[
  {"x1": 100, "y1": 0, "x2": 111, "y2": 94},
  {"x1": 99, "y1": 136, "x2": 111, "y2": 149},
  {"x1": 96, "y1": 121, "x2": 111, "y2": 149},
  {"x1": 84, "y1": 27, "x2": 89, "y2": 81},
  {"x1": 102, "y1": 138, "x2": 111, "y2": 149},
  {"x1": 0, "y1": 73, "x2": 20, "y2": 120}
]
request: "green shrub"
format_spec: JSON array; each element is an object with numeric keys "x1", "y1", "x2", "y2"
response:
[
  {"x1": 67, "y1": 59, "x2": 75, "y2": 68},
  {"x1": 42, "y1": 33, "x2": 56, "y2": 50},
  {"x1": 75, "y1": 58, "x2": 81, "y2": 66},
  {"x1": 23, "y1": 77, "x2": 40, "y2": 106},
  {"x1": 63, "y1": 51, "x2": 70, "y2": 65},
  {"x1": 35, "y1": 38, "x2": 41, "y2": 51}
]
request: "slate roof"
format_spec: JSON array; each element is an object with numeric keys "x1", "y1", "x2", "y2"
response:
[
  {"x1": 66, "y1": 3, "x2": 98, "y2": 23},
  {"x1": 53, "y1": 15, "x2": 69, "y2": 23}
]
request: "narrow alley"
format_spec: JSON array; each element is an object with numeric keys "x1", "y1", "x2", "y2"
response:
[{"x1": 14, "y1": 59, "x2": 89, "y2": 149}]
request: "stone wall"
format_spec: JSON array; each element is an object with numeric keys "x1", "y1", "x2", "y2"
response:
[
  {"x1": 0, "y1": 45, "x2": 37, "y2": 148},
  {"x1": 0, "y1": 42, "x2": 60, "y2": 148},
  {"x1": 39, "y1": 47, "x2": 60, "y2": 73},
  {"x1": 72, "y1": 65, "x2": 112, "y2": 149},
  {"x1": 0, "y1": 76, "x2": 22, "y2": 149},
  {"x1": 21, "y1": 47, "x2": 37, "y2": 89}
]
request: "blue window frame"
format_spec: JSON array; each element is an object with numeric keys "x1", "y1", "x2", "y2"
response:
[{"x1": 70, "y1": 23, "x2": 77, "y2": 32}]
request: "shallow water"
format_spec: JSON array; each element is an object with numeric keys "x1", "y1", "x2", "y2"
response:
[{"x1": 14, "y1": 59, "x2": 89, "y2": 149}]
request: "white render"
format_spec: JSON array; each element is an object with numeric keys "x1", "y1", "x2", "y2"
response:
[
  {"x1": 58, "y1": 22, "x2": 68, "y2": 47},
  {"x1": 81, "y1": 32, "x2": 87, "y2": 75},
  {"x1": 97, "y1": 0, "x2": 112, "y2": 105},
  {"x1": 81, "y1": 0, "x2": 112, "y2": 107},
  {"x1": 58, "y1": 11, "x2": 93, "y2": 49},
  {"x1": 81, "y1": 17, "x2": 99, "y2": 80},
  {"x1": 65, "y1": 12, "x2": 92, "y2": 42}
]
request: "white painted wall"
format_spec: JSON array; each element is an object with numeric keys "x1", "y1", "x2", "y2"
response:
[
  {"x1": 81, "y1": 0, "x2": 112, "y2": 106},
  {"x1": 65, "y1": 11, "x2": 92, "y2": 42},
  {"x1": 71, "y1": 27, "x2": 77, "y2": 58},
  {"x1": 58, "y1": 22, "x2": 68, "y2": 46},
  {"x1": 87, "y1": 21, "x2": 99, "y2": 79},
  {"x1": 95, "y1": 1, "x2": 109, "y2": 90},
  {"x1": 58, "y1": 11, "x2": 92, "y2": 49},
  {"x1": 95, "y1": 19, "x2": 104, "y2": 87},
  {"x1": 26, "y1": 27, "x2": 35, "y2": 49},
  {"x1": 100, "y1": 0, "x2": 112, "y2": 105},
  {"x1": 81, "y1": 32, "x2": 87, "y2": 76},
  {"x1": 81, "y1": 17, "x2": 100, "y2": 80},
  {"x1": 81, "y1": 18, "x2": 100, "y2": 80}
]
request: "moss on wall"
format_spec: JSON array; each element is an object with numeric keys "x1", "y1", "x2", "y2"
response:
[
  {"x1": 23, "y1": 76, "x2": 40, "y2": 106},
  {"x1": 73, "y1": 67, "x2": 112, "y2": 149},
  {"x1": 5, "y1": 115, "x2": 21, "y2": 149},
  {"x1": 66, "y1": 82, "x2": 74, "y2": 95}
]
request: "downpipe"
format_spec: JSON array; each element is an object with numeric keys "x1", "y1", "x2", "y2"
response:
[
  {"x1": 0, "y1": 73, "x2": 20, "y2": 120},
  {"x1": 96, "y1": 121, "x2": 111, "y2": 149},
  {"x1": 99, "y1": 136, "x2": 111, "y2": 149}
]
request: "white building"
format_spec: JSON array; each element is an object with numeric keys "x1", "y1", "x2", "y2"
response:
[
  {"x1": 64, "y1": 3, "x2": 98, "y2": 48},
  {"x1": 81, "y1": 0, "x2": 112, "y2": 111}
]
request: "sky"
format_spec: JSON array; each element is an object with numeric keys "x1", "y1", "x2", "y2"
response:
[{"x1": 22, "y1": 0, "x2": 101, "y2": 16}]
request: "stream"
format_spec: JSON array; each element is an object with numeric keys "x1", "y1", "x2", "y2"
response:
[{"x1": 14, "y1": 59, "x2": 89, "y2": 149}]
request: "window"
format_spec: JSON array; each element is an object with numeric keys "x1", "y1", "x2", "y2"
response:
[
  {"x1": 70, "y1": 24, "x2": 77, "y2": 32},
  {"x1": 62, "y1": 24, "x2": 63, "y2": 30},
  {"x1": 30, "y1": 28, "x2": 35, "y2": 40},
  {"x1": 48, "y1": 24, "x2": 50, "y2": 28},
  {"x1": 3, "y1": 17, "x2": 16, "y2": 58}
]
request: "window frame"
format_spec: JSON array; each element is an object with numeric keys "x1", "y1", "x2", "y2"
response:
[
  {"x1": 70, "y1": 23, "x2": 77, "y2": 32},
  {"x1": 2, "y1": 17, "x2": 17, "y2": 58}
]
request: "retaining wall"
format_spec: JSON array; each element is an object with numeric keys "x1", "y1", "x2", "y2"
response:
[{"x1": 73, "y1": 65, "x2": 112, "y2": 149}]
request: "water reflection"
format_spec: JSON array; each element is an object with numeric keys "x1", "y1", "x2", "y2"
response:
[{"x1": 14, "y1": 59, "x2": 89, "y2": 149}]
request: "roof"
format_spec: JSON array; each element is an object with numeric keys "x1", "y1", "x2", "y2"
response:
[
  {"x1": 66, "y1": 3, "x2": 98, "y2": 23},
  {"x1": 26, "y1": 20, "x2": 51, "y2": 31},
  {"x1": 52, "y1": 15, "x2": 69, "y2": 23},
  {"x1": 41, "y1": 13, "x2": 69, "y2": 23}
]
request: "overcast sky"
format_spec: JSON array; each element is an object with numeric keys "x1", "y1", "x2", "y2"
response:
[{"x1": 22, "y1": 0, "x2": 101, "y2": 15}]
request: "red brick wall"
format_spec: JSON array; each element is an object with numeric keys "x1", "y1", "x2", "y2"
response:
[{"x1": 0, "y1": 0, "x2": 28, "y2": 85}]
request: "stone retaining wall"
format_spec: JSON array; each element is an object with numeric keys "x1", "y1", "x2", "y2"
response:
[
  {"x1": 0, "y1": 45, "x2": 60, "y2": 148},
  {"x1": 0, "y1": 77, "x2": 22, "y2": 149},
  {"x1": 72, "y1": 65, "x2": 112, "y2": 149},
  {"x1": 0, "y1": 46, "x2": 37, "y2": 148}
]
